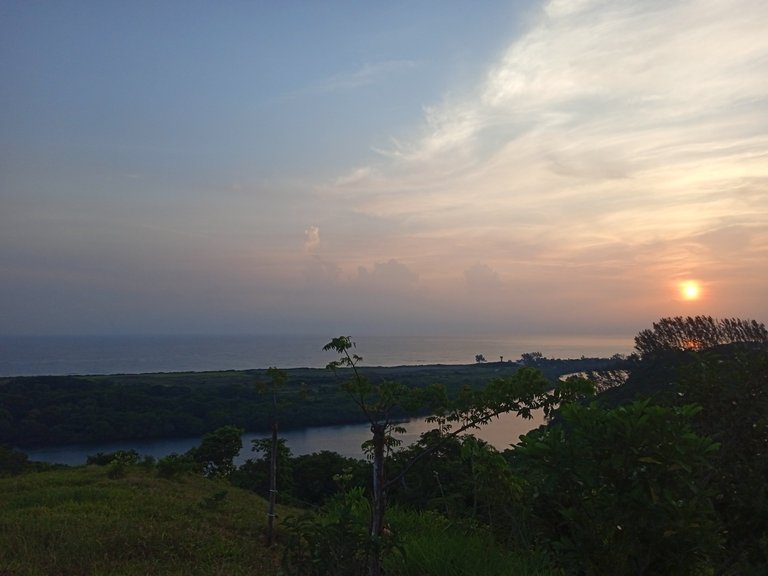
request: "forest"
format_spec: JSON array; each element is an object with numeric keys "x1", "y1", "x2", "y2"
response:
[
  {"x1": 0, "y1": 356, "x2": 620, "y2": 448},
  {"x1": 1, "y1": 316, "x2": 767, "y2": 576}
]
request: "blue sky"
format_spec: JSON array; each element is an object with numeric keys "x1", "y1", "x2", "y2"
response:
[{"x1": 2, "y1": 0, "x2": 767, "y2": 337}]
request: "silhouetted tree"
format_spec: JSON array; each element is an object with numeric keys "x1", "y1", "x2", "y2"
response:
[
  {"x1": 519, "y1": 351, "x2": 544, "y2": 366},
  {"x1": 634, "y1": 316, "x2": 767, "y2": 358}
]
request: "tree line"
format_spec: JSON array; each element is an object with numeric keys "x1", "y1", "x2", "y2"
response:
[{"x1": 0, "y1": 359, "x2": 617, "y2": 449}]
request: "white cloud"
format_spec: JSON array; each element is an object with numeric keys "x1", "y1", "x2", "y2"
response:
[
  {"x1": 323, "y1": 0, "x2": 768, "y2": 255},
  {"x1": 304, "y1": 225, "x2": 320, "y2": 253}
]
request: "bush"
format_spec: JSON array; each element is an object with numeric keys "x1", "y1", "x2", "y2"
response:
[
  {"x1": 673, "y1": 347, "x2": 768, "y2": 573},
  {"x1": 86, "y1": 449, "x2": 140, "y2": 466},
  {"x1": 512, "y1": 400, "x2": 721, "y2": 575},
  {"x1": 282, "y1": 487, "x2": 388, "y2": 576},
  {"x1": 156, "y1": 453, "x2": 196, "y2": 479},
  {"x1": 0, "y1": 445, "x2": 29, "y2": 476}
]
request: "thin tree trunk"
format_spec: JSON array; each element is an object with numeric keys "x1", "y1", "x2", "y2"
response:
[
  {"x1": 267, "y1": 421, "x2": 278, "y2": 547},
  {"x1": 368, "y1": 423, "x2": 386, "y2": 576}
]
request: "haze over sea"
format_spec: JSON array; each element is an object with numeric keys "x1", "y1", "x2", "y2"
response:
[{"x1": 0, "y1": 334, "x2": 632, "y2": 377}]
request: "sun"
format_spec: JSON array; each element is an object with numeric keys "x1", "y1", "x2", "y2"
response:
[{"x1": 679, "y1": 280, "x2": 701, "y2": 301}]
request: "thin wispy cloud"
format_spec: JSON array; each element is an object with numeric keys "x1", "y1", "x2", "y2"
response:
[{"x1": 302, "y1": 60, "x2": 421, "y2": 95}]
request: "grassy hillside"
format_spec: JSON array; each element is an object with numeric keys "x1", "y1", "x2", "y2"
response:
[
  {"x1": 0, "y1": 463, "x2": 557, "y2": 576},
  {"x1": 0, "y1": 465, "x2": 282, "y2": 576}
]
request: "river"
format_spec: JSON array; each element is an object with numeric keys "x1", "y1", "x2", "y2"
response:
[{"x1": 23, "y1": 410, "x2": 545, "y2": 466}]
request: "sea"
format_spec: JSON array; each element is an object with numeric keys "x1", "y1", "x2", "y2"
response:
[{"x1": 0, "y1": 333, "x2": 634, "y2": 377}]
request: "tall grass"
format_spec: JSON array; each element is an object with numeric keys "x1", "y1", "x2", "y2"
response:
[
  {"x1": 0, "y1": 465, "x2": 281, "y2": 576},
  {"x1": 385, "y1": 509, "x2": 559, "y2": 576}
]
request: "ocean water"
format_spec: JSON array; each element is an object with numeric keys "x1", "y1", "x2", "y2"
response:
[{"x1": 0, "y1": 333, "x2": 634, "y2": 377}]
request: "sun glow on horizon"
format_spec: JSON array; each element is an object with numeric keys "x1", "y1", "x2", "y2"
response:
[{"x1": 679, "y1": 280, "x2": 701, "y2": 301}]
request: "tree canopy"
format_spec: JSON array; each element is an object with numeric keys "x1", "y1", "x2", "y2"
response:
[{"x1": 634, "y1": 316, "x2": 767, "y2": 357}]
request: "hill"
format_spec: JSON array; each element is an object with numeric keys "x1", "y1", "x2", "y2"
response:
[{"x1": 0, "y1": 464, "x2": 282, "y2": 575}]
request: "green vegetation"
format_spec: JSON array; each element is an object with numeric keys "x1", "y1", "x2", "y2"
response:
[
  {"x1": 2, "y1": 317, "x2": 767, "y2": 575},
  {"x1": 0, "y1": 358, "x2": 615, "y2": 449},
  {"x1": 385, "y1": 509, "x2": 557, "y2": 576},
  {"x1": 321, "y1": 336, "x2": 594, "y2": 576},
  {"x1": 512, "y1": 400, "x2": 720, "y2": 574},
  {"x1": 0, "y1": 465, "x2": 281, "y2": 576}
]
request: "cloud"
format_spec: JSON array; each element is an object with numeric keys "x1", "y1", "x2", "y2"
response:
[
  {"x1": 321, "y1": 0, "x2": 768, "y2": 275},
  {"x1": 356, "y1": 259, "x2": 419, "y2": 290},
  {"x1": 464, "y1": 263, "x2": 504, "y2": 294},
  {"x1": 298, "y1": 0, "x2": 768, "y2": 335},
  {"x1": 303, "y1": 254, "x2": 341, "y2": 285},
  {"x1": 304, "y1": 225, "x2": 320, "y2": 253},
  {"x1": 304, "y1": 60, "x2": 420, "y2": 94}
]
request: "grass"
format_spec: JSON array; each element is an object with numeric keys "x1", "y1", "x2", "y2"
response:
[
  {"x1": 0, "y1": 465, "x2": 282, "y2": 576},
  {"x1": 0, "y1": 465, "x2": 559, "y2": 576},
  {"x1": 385, "y1": 509, "x2": 560, "y2": 576}
]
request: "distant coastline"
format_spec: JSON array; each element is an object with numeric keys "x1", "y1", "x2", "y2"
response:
[{"x1": 0, "y1": 333, "x2": 634, "y2": 377}]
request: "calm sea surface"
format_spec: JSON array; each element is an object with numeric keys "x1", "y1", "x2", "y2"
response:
[{"x1": 0, "y1": 333, "x2": 633, "y2": 377}]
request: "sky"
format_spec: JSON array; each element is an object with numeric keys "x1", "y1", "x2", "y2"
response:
[{"x1": 2, "y1": 0, "x2": 767, "y2": 337}]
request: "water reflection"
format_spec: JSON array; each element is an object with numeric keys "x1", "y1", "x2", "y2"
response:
[{"x1": 24, "y1": 410, "x2": 545, "y2": 466}]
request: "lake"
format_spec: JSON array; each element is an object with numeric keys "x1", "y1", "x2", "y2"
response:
[{"x1": 24, "y1": 410, "x2": 546, "y2": 466}]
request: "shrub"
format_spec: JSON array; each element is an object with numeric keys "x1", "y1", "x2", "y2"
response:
[
  {"x1": 86, "y1": 449, "x2": 140, "y2": 466},
  {"x1": 282, "y1": 487, "x2": 390, "y2": 576},
  {"x1": 512, "y1": 400, "x2": 721, "y2": 575},
  {"x1": 156, "y1": 453, "x2": 195, "y2": 479}
]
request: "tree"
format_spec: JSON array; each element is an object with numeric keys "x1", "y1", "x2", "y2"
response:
[
  {"x1": 188, "y1": 425, "x2": 243, "y2": 478},
  {"x1": 322, "y1": 336, "x2": 593, "y2": 576},
  {"x1": 256, "y1": 367, "x2": 288, "y2": 546},
  {"x1": 0, "y1": 445, "x2": 29, "y2": 476},
  {"x1": 387, "y1": 431, "x2": 520, "y2": 532},
  {"x1": 672, "y1": 346, "x2": 768, "y2": 572},
  {"x1": 230, "y1": 437, "x2": 294, "y2": 498},
  {"x1": 291, "y1": 450, "x2": 368, "y2": 505},
  {"x1": 634, "y1": 316, "x2": 767, "y2": 358},
  {"x1": 519, "y1": 351, "x2": 544, "y2": 366}
]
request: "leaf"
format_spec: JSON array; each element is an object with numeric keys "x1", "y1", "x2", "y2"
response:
[{"x1": 637, "y1": 456, "x2": 662, "y2": 465}]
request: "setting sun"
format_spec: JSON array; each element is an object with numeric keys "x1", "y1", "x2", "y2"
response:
[{"x1": 680, "y1": 281, "x2": 701, "y2": 300}]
